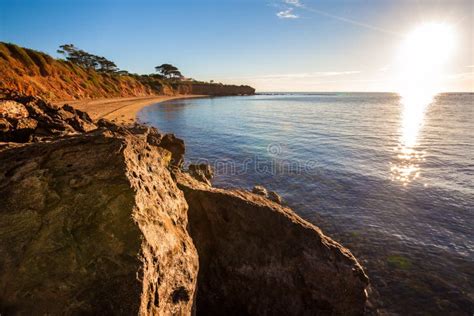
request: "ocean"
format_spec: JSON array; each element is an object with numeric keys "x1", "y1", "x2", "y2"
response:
[{"x1": 139, "y1": 93, "x2": 474, "y2": 314}]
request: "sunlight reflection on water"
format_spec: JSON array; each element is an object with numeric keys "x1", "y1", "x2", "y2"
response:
[{"x1": 390, "y1": 92, "x2": 433, "y2": 185}]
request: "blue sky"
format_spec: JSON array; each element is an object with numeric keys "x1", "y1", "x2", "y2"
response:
[{"x1": 1, "y1": 0, "x2": 473, "y2": 91}]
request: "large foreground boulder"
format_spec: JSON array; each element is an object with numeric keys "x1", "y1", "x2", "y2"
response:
[
  {"x1": 177, "y1": 172, "x2": 369, "y2": 315},
  {"x1": 0, "y1": 131, "x2": 198, "y2": 315}
]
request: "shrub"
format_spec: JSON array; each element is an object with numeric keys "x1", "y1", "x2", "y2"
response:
[
  {"x1": 25, "y1": 49, "x2": 51, "y2": 76},
  {"x1": 4, "y1": 43, "x2": 37, "y2": 70}
]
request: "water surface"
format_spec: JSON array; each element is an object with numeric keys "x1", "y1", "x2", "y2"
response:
[{"x1": 139, "y1": 93, "x2": 474, "y2": 314}]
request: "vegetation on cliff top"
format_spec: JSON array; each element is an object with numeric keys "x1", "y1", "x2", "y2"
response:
[{"x1": 0, "y1": 42, "x2": 254, "y2": 100}]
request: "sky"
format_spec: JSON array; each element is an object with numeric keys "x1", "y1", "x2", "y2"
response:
[{"x1": 0, "y1": 0, "x2": 473, "y2": 92}]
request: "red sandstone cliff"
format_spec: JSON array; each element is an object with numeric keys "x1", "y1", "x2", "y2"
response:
[{"x1": 0, "y1": 42, "x2": 255, "y2": 101}]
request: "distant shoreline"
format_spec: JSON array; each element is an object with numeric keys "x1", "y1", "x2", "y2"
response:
[{"x1": 54, "y1": 95, "x2": 206, "y2": 125}]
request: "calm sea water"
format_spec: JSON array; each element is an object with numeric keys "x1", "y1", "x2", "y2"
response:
[{"x1": 139, "y1": 93, "x2": 474, "y2": 315}]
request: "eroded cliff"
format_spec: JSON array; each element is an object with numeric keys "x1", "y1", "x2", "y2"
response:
[{"x1": 0, "y1": 43, "x2": 254, "y2": 101}]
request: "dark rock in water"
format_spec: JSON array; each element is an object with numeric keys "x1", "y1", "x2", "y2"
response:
[
  {"x1": 0, "y1": 132, "x2": 198, "y2": 315},
  {"x1": 252, "y1": 185, "x2": 283, "y2": 204},
  {"x1": 177, "y1": 172, "x2": 369, "y2": 316},
  {"x1": 267, "y1": 190, "x2": 283, "y2": 204},
  {"x1": 252, "y1": 185, "x2": 268, "y2": 196},
  {"x1": 188, "y1": 163, "x2": 214, "y2": 186}
]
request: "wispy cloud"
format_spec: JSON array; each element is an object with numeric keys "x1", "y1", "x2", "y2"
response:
[
  {"x1": 277, "y1": 8, "x2": 299, "y2": 19},
  {"x1": 274, "y1": 0, "x2": 399, "y2": 36},
  {"x1": 283, "y1": 0, "x2": 303, "y2": 7},
  {"x1": 303, "y1": 6, "x2": 400, "y2": 36},
  {"x1": 467, "y1": 65, "x2": 474, "y2": 68}
]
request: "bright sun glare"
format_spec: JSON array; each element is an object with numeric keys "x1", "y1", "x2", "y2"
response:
[
  {"x1": 391, "y1": 22, "x2": 456, "y2": 184},
  {"x1": 397, "y1": 22, "x2": 456, "y2": 102}
]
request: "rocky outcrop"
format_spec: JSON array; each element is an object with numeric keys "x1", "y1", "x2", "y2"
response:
[
  {"x1": 177, "y1": 172, "x2": 369, "y2": 315},
  {"x1": 0, "y1": 129, "x2": 198, "y2": 315},
  {"x1": 0, "y1": 95, "x2": 96, "y2": 142},
  {"x1": 188, "y1": 163, "x2": 214, "y2": 186},
  {"x1": 0, "y1": 96, "x2": 369, "y2": 315}
]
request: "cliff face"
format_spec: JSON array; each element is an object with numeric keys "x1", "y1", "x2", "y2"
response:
[
  {"x1": 0, "y1": 43, "x2": 155, "y2": 100},
  {"x1": 0, "y1": 43, "x2": 255, "y2": 101},
  {"x1": 0, "y1": 96, "x2": 369, "y2": 315}
]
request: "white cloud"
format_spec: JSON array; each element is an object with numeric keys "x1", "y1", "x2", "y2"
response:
[
  {"x1": 277, "y1": 8, "x2": 298, "y2": 19},
  {"x1": 467, "y1": 65, "x2": 474, "y2": 68},
  {"x1": 284, "y1": 0, "x2": 303, "y2": 7}
]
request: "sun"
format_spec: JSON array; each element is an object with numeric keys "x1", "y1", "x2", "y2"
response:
[
  {"x1": 396, "y1": 22, "x2": 456, "y2": 100},
  {"x1": 395, "y1": 22, "x2": 457, "y2": 148}
]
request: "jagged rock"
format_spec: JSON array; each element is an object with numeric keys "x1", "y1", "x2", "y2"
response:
[
  {"x1": 97, "y1": 118, "x2": 127, "y2": 133},
  {"x1": 159, "y1": 134, "x2": 185, "y2": 168},
  {"x1": 0, "y1": 96, "x2": 98, "y2": 142},
  {"x1": 0, "y1": 132, "x2": 198, "y2": 315},
  {"x1": 267, "y1": 190, "x2": 283, "y2": 204},
  {"x1": 188, "y1": 164, "x2": 214, "y2": 186},
  {"x1": 146, "y1": 132, "x2": 163, "y2": 147},
  {"x1": 0, "y1": 118, "x2": 12, "y2": 132},
  {"x1": 119, "y1": 124, "x2": 184, "y2": 169},
  {"x1": 252, "y1": 185, "x2": 268, "y2": 196},
  {"x1": 0, "y1": 100, "x2": 29, "y2": 119},
  {"x1": 177, "y1": 172, "x2": 369, "y2": 316},
  {"x1": 128, "y1": 123, "x2": 156, "y2": 136},
  {"x1": 252, "y1": 185, "x2": 283, "y2": 204},
  {"x1": 15, "y1": 117, "x2": 38, "y2": 130}
]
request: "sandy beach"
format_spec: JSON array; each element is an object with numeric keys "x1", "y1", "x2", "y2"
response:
[{"x1": 54, "y1": 95, "x2": 205, "y2": 125}]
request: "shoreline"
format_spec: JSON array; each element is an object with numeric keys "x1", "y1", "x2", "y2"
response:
[{"x1": 53, "y1": 95, "x2": 206, "y2": 125}]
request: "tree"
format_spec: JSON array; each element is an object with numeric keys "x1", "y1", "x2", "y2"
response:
[
  {"x1": 155, "y1": 64, "x2": 183, "y2": 79},
  {"x1": 57, "y1": 44, "x2": 118, "y2": 73},
  {"x1": 96, "y1": 56, "x2": 118, "y2": 73}
]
